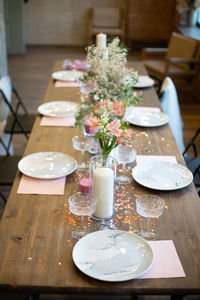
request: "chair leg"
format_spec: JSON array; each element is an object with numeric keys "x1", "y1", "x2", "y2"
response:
[
  {"x1": 0, "y1": 191, "x2": 7, "y2": 203},
  {"x1": 12, "y1": 85, "x2": 28, "y2": 114},
  {"x1": 0, "y1": 137, "x2": 10, "y2": 156}
]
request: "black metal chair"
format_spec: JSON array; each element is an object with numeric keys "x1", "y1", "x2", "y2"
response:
[
  {"x1": 182, "y1": 127, "x2": 200, "y2": 195},
  {"x1": 0, "y1": 76, "x2": 36, "y2": 154}
]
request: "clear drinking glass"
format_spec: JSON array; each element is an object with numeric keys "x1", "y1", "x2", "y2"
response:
[
  {"x1": 83, "y1": 126, "x2": 99, "y2": 155},
  {"x1": 72, "y1": 135, "x2": 94, "y2": 170},
  {"x1": 136, "y1": 195, "x2": 165, "y2": 240},
  {"x1": 68, "y1": 193, "x2": 97, "y2": 240},
  {"x1": 113, "y1": 143, "x2": 137, "y2": 184}
]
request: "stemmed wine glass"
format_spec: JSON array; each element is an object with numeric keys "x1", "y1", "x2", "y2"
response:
[
  {"x1": 136, "y1": 195, "x2": 165, "y2": 240},
  {"x1": 72, "y1": 135, "x2": 94, "y2": 170},
  {"x1": 68, "y1": 193, "x2": 97, "y2": 240},
  {"x1": 113, "y1": 143, "x2": 137, "y2": 184}
]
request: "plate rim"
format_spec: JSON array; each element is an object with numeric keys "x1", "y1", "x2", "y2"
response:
[
  {"x1": 132, "y1": 161, "x2": 193, "y2": 191},
  {"x1": 52, "y1": 70, "x2": 83, "y2": 81},
  {"x1": 72, "y1": 229, "x2": 153, "y2": 282},
  {"x1": 37, "y1": 100, "x2": 79, "y2": 117},
  {"x1": 126, "y1": 111, "x2": 169, "y2": 127},
  {"x1": 18, "y1": 151, "x2": 77, "y2": 179}
]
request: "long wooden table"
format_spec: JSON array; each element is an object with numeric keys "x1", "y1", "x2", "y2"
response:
[{"x1": 0, "y1": 61, "x2": 200, "y2": 298}]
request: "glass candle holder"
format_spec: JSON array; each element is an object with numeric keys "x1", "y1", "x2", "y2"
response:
[{"x1": 89, "y1": 155, "x2": 116, "y2": 220}]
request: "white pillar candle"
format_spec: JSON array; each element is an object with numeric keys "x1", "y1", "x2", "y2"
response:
[
  {"x1": 96, "y1": 33, "x2": 107, "y2": 48},
  {"x1": 93, "y1": 167, "x2": 114, "y2": 219}
]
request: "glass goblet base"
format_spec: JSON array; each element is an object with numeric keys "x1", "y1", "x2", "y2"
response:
[
  {"x1": 138, "y1": 229, "x2": 157, "y2": 241},
  {"x1": 116, "y1": 175, "x2": 133, "y2": 185},
  {"x1": 72, "y1": 229, "x2": 88, "y2": 240}
]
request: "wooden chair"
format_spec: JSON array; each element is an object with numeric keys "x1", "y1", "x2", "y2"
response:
[
  {"x1": 88, "y1": 7, "x2": 126, "y2": 45},
  {"x1": 0, "y1": 76, "x2": 36, "y2": 154},
  {"x1": 141, "y1": 32, "x2": 200, "y2": 95}
]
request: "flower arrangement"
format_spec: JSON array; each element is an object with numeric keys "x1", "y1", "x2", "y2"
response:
[
  {"x1": 81, "y1": 37, "x2": 140, "y2": 103},
  {"x1": 75, "y1": 36, "x2": 142, "y2": 155},
  {"x1": 89, "y1": 113, "x2": 132, "y2": 155},
  {"x1": 75, "y1": 38, "x2": 142, "y2": 129}
]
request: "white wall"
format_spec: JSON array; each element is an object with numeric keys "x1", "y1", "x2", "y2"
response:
[
  {"x1": 24, "y1": 0, "x2": 127, "y2": 46},
  {"x1": 0, "y1": 0, "x2": 7, "y2": 76}
]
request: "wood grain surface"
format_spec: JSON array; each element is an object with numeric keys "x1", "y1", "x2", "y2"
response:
[{"x1": 0, "y1": 61, "x2": 199, "y2": 296}]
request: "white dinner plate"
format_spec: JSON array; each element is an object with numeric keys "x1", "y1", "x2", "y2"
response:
[
  {"x1": 134, "y1": 76, "x2": 154, "y2": 88},
  {"x1": 132, "y1": 161, "x2": 193, "y2": 191},
  {"x1": 52, "y1": 70, "x2": 83, "y2": 81},
  {"x1": 72, "y1": 230, "x2": 153, "y2": 282},
  {"x1": 38, "y1": 101, "x2": 79, "y2": 117},
  {"x1": 18, "y1": 152, "x2": 77, "y2": 179},
  {"x1": 126, "y1": 111, "x2": 169, "y2": 127}
]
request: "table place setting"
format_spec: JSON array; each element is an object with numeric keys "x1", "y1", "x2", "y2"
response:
[
  {"x1": 52, "y1": 70, "x2": 83, "y2": 87},
  {"x1": 17, "y1": 152, "x2": 77, "y2": 195},
  {"x1": 38, "y1": 101, "x2": 78, "y2": 127},
  {"x1": 72, "y1": 230, "x2": 186, "y2": 282},
  {"x1": 125, "y1": 106, "x2": 169, "y2": 127}
]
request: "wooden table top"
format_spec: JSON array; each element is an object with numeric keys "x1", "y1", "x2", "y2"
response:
[{"x1": 0, "y1": 61, "x2": 200, "y2": 296}]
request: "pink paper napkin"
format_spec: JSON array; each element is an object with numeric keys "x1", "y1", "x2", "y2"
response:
[
  {"x1": 55, "y1": 80, "x2": 81, "y2": 87},
  {"x1": 136, "y1": 155, "x2": 177, "y2": 165},
  {"x1": 40, "y1": 116, "x2": 75, "y2": 127},
  {"x1": 138, "y1": 240, "x2": 185, "y2": 279},
  {"x1": 17, "y1": 175, "x2": 66, "y2": 195}
]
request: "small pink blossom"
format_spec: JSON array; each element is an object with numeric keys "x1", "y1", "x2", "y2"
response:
[
  {"x1": 112, "y1": 101, "x2": 125, "y2": 117},
  {"x1": 107, "y1": 119, "x2": 121, "y2": 132},
  {"x1": 112, "y1": 128, "x2": 123, "y2": 137}
]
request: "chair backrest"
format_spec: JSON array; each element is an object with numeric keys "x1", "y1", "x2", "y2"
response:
[
  {"x1": 92, "y1": 7, "x2": 121, "y2": 28},
  {"x1": 0, "y1": 76, "x2": 12, "y2": 122},
  {"x1": 160, "y1": 77, "x2": 185, "y2": 153},
  {"x1": 166, "y1": 32, "x2": 198, "y2": 69}
]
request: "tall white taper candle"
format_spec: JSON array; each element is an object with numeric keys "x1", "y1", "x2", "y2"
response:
[
  {"x1": 96, "y1": 33, "x2": 107, "y2": 48},
  {"x1": 93, "y1": 167, "x2": 114, "y2": 219}
]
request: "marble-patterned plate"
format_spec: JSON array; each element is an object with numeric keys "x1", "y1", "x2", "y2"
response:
[
  {"x1": 38, "y1": 101, "x2": 79, "y2": 117},
  {"x1": 72, "y1": 230, "x2": 153, "y2": 282},
  {"x1": 18, "y1": 152, "x2": 77, "y2": 179},
  {"x1": 52, "y1": 70, "x2": 83, "y2": 81},
  {"x1": 133, "y1": 75, "x2": 154, "y2": 88},
  {"x1": 125, "y1": 111, "x2": 169, "y2": 127},
  {"x1": 132, "y1": 161, "x2": 193, "y2": 191}
]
